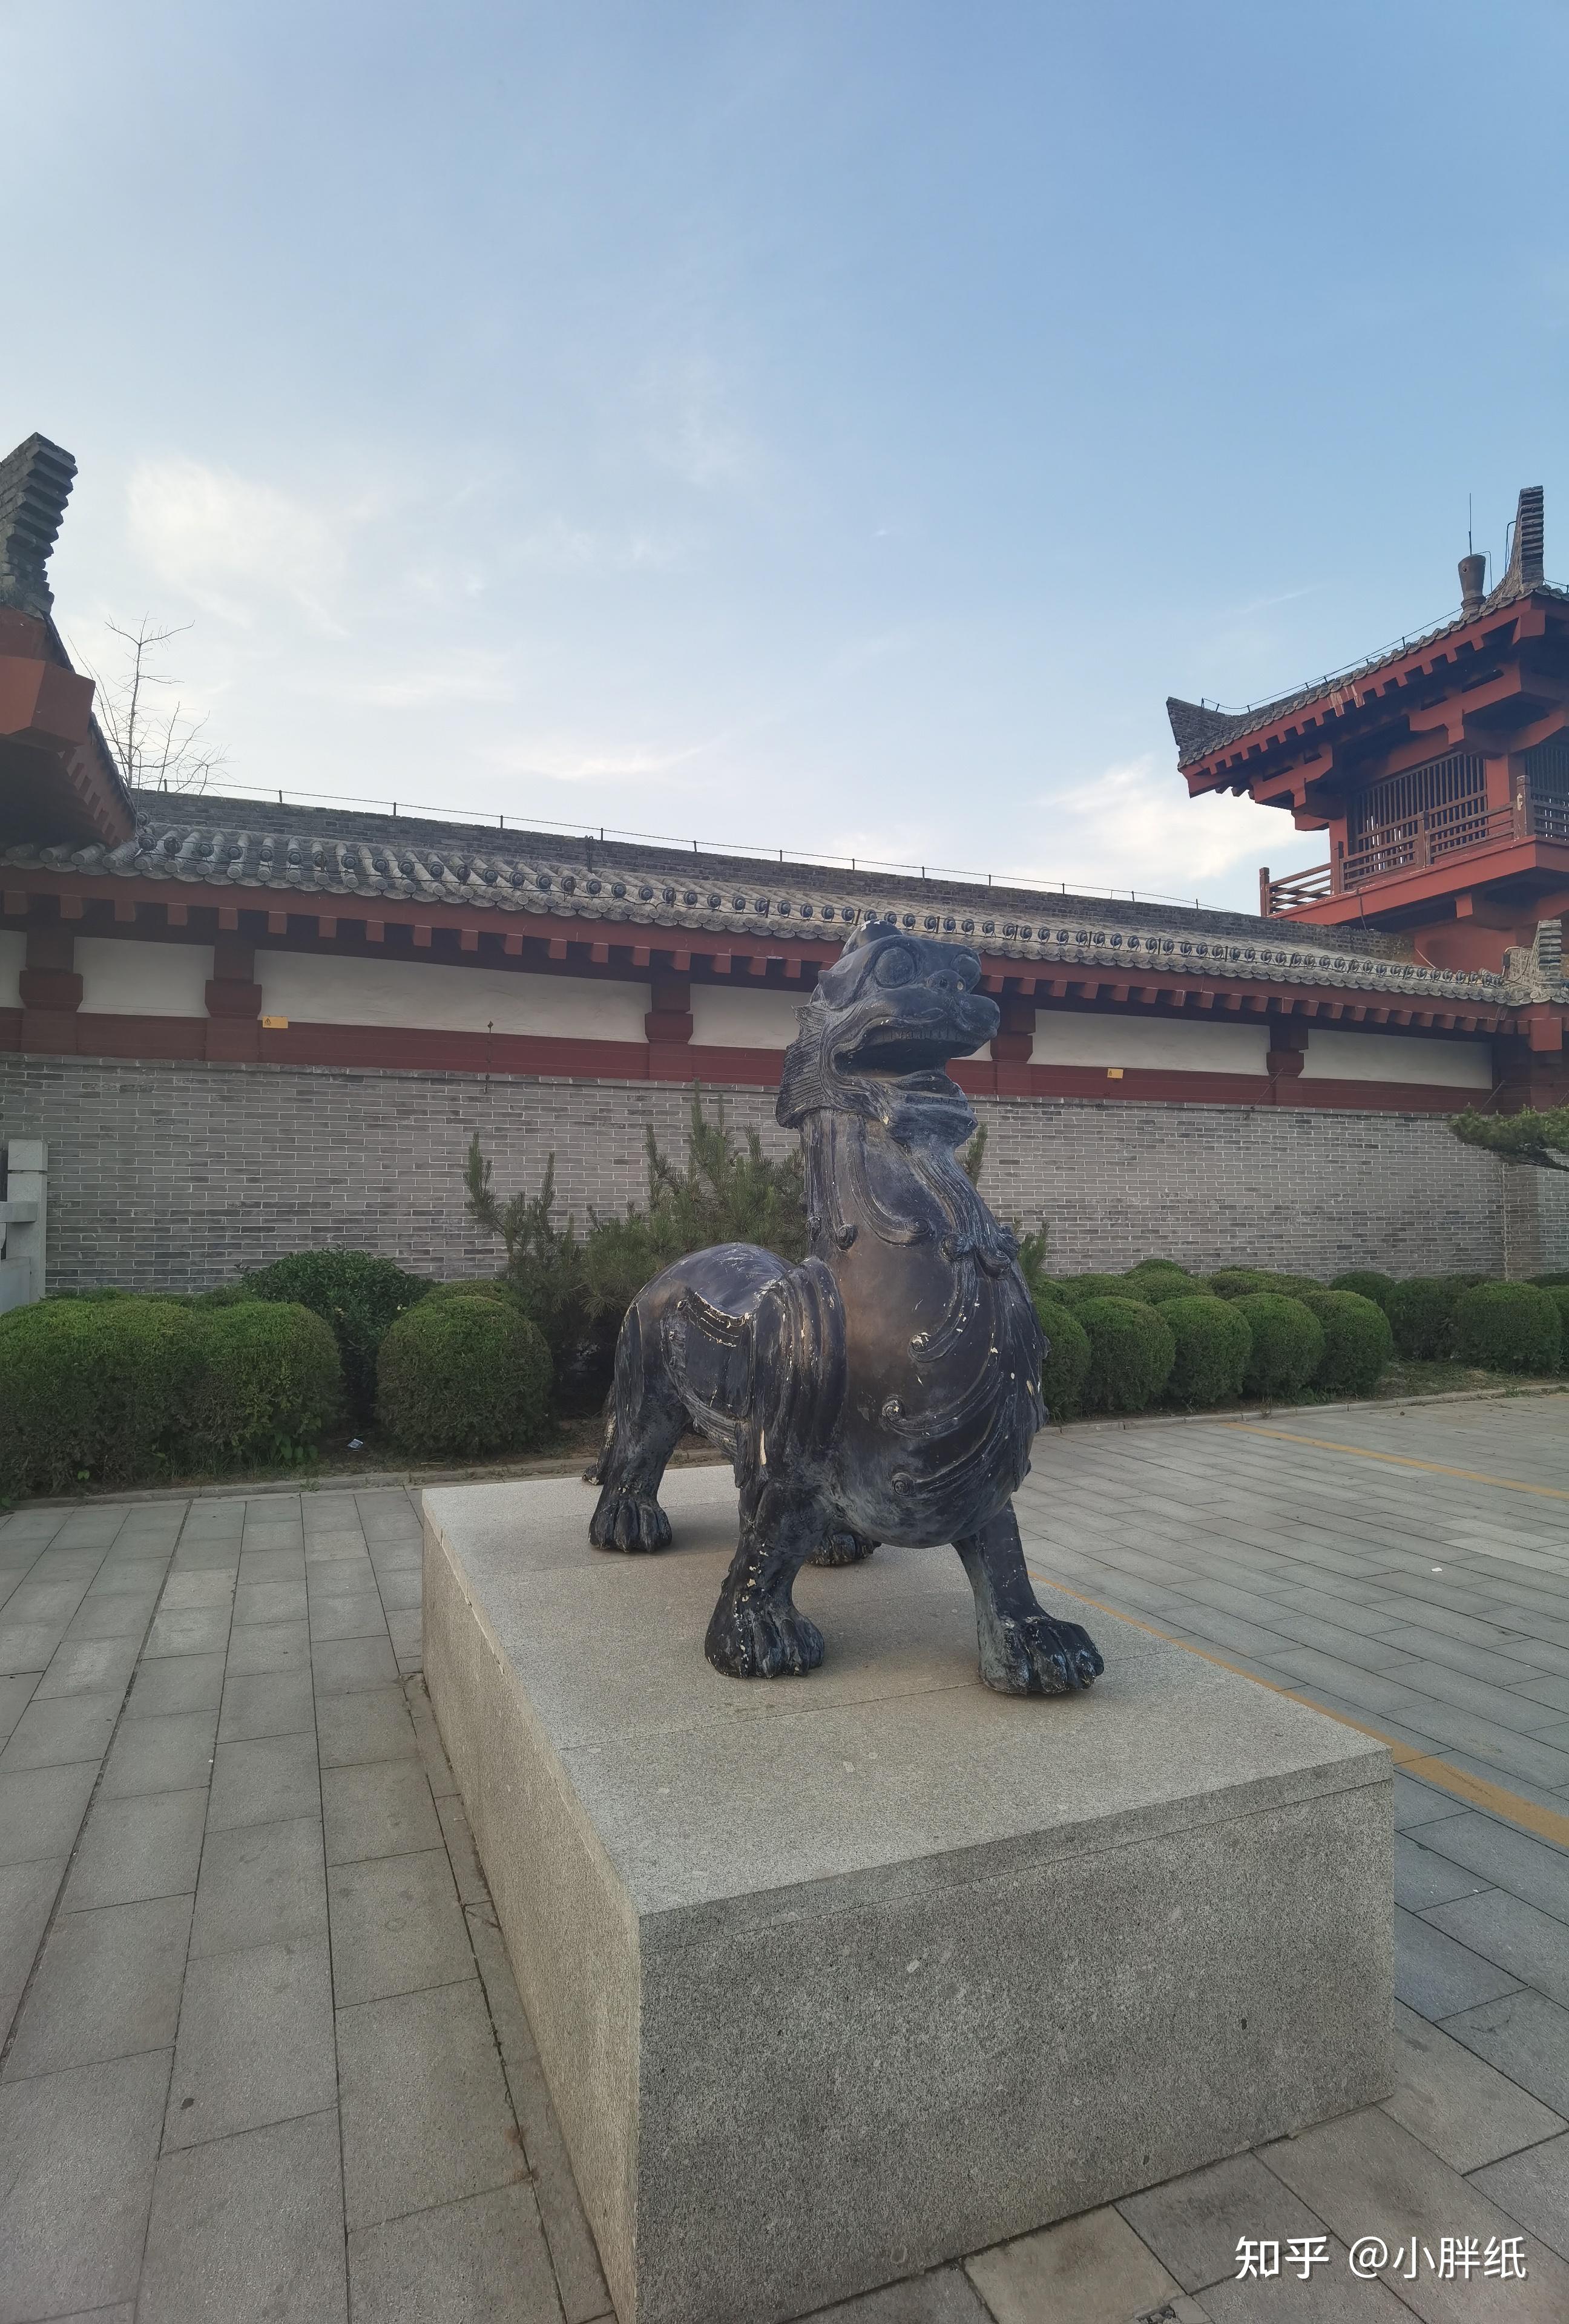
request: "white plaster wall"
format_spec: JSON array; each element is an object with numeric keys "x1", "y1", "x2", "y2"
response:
[
  {"x1": 689, "y1": 985, "x2": 811, "y2": 1050},
  {"x1": 77, "y1": 939, "x2": 214, "y2": 1017},
  {"x1": 0, "y1": 931, "x2": 22, "y2": 1009},
  {"x1": 256, "y1": 951, "x2": 650, "y2": 1041},
  {"x1": 1031, "y1": 1012, "x2": 1269, "y2": 1072},
  {"x1": 1300, "y1": 1029, "x2": 1492, "y2": 1088}
]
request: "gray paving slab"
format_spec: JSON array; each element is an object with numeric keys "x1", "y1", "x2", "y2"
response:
[
  {"x1": 226, "y1": 1619, "x2": 311, "y2": 1676},
  {"x1": 0, "y1": 1672, "x2": 38, "y2": 1745},
  {"x1": 308, "y1": 1590, "x2": 390, "y2": 1642},
  {"x1": 90, "y1": 1557, "x2": 177, "y2": 1597},
  {"x1": 219, "y1": 1666, "x2": 317, "y2": 1742},
  {"x1": 1469, "y1": 2131, "x2": 1569, "y2": 2262},
  {"x1": 315, "y1": 1685, "x2": 420, "y2": 1768},
  {"x1": 328, "y1": 1843, "x2": 474, "y2": 2004},
  {"x1": 144, "y1": 1606, "x2": 233, "y2": 1659},
  {"x1": 7, "y1": 1579, "x2": 87, "y2": 1624},
  {"x1": 207, "y1": 1731, "x2": 321, "y2": 1831},
  {"x1": 0, "y1": 1854, "x2": 65, "y2": 2029},
  {"x1": 3, "y1": 1893, "x2": 192, "y2": 2081},
  {"x1": 965, "y1": 2205, "x2": 1180, "y2": 2324},
  {"x1": 312, "y1": 1634, "x2": 400, "y2": 1694},
  {"x1": 0, "y1": 1621, "x2": 66, "y2": 1673},
  {"x1": 1414, "y1": 1811, "x2": 1569, "y2": 1922},
  {"x1": 159, "y1": 1569, "x2": 236, "y2": 1610},
  {"x1": 232, "y1": 1580, "x2": 308, "y2": 1626},
  {"x1": 1258, "y1": 2102, "x2": 1569, "y2": 2319},
  {"x1": 1116, "y1": 2150, "x2": 1331, "y2": 2294},
  {"x1": 139, "y1": 2109, "x2": 347, "y2": 2324},
  {"x1": 436, "y1": 1794, "x2": 487, "y2": 1907},
  {"x1": 0, "y1": 2046, "x2": 169, "y2": 2324},
  {"x1": 336, "y1": 1976, "x2": 521, "y2": 2232},
  {"x1": 0, "y1": 1759, "x2": 97, "y2": 1865},
  {"x1": 803, "y1": 2269, "x2": 995, "y2": 2323},
  {"x1": 99, "y1": 1707, "x2": 217, "y2": 1798},
  {"x1": 64, "y1": 1587, "x2": 160, "y2": 1640},
  {"x1": 1382, "y1": 1999, "x2": 1565, "y2": 2172},
  {"x1": 63, "y1": 1787, "x2": 208, "y2": 1909},
  {"x1": 1442, "y1": 1989, "x2": 1569, "y2": 2118},
  {"x1": 346, "y1": 2182, "x2": 568, "y2": 2324},
  {"x1": 189, "y1": 1815, "x2": 328, "y2": 1961},
  {"x1": 306, "y1": 1554, "x2": 379, "y2": 1597},
  {"x1": 322, "y1": 1759, "x2": 443, "y2": 1863},
  {"x1": 1423, "y1": 1889, "x2": 1569, "y2": 2009},
  {"x1": 374, "y1": 1567, "x2": 423, "y2": 1613},
  {"x1": 164, "y1": 1936, "x2": 337, "y2": 2148},
  {"x1": 34, "y1": 1633, "x2": 142, "y2": 1699},
  {"x1": 1392, "y1": 1835, "x2": 1492, "y2": 1912},
  {"x1": 0, "y1": 1687, "x2": 120, "y2": 1771},
  {"x1": 238, "y1": 1549, "x2": 306, "y2": 1587},
  {"x1": 303, "y1": 1534, "x2": 372, "y2": 1565},
  {"x1": 124, "y1": 1650, "x2": 227, "y2": 1718}
]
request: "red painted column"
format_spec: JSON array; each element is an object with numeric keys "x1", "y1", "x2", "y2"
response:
[
  {"x1": 990, "y1": 995, "x2": 1034, "y2": 1097},
  {"x1": 19, "y1": 924, "x2": 82, "y2": 1052},
  {"x1": 205, "y1": 938, "x2": 263, "y2": 1062},
  {"x1": 645, "y1": 973, "x2": 694, "y2": 1082}
]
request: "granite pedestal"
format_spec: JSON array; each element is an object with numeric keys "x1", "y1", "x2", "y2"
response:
[{"x1": 423, "y1": 1469, "x2": 1393, "y2": 2324}]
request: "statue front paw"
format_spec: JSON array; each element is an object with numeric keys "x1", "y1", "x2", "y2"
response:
[
  {"x1": 705, "y1": 1593, "x2": 825, "y2": 1679},
  {"x1": 981, "y1": 1611, "x2": 1102, "y2": 1697},
  {"x1": 589, "y1": 1486, "x2": 672, "y2": 1553}
]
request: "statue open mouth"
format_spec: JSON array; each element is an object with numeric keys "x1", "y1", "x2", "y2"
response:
[{"x1": 834, "y1": 1023, "x2": 965, "y2": 1088}]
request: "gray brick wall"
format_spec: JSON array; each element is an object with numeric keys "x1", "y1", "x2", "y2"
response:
[{"x1": 4, "y1": 1055, "x2": 1565, "y2": 1290}]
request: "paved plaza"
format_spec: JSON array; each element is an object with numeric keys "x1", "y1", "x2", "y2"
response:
[{"x1": 3, "y1": 1395, "x2": 1569, "y2": 2320}]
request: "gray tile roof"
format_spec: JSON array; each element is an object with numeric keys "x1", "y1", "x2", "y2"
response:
[{"x1": 0, "y1": 789, "x2": 1513, "y2": 1008}]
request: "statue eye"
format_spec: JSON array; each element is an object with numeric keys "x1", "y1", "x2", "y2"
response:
[
  {"x1": 873, "y1": 945, "x2": 916, "y2": 987},
  {"x1": 953, "y1": 952, "x2": 980, "y2": 988}
]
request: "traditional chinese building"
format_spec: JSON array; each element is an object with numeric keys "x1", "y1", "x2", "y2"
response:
[{"x1": 4, "y1": 435, "x2": 1568, "y2": 1290}]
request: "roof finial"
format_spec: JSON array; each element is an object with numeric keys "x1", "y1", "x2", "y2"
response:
[
  {"x1": 1486, "y1": 485, "x2": 1545, "y2": 608},
  {"x1": 0, "y1": 434, "x2": 77, "y2": 620}
]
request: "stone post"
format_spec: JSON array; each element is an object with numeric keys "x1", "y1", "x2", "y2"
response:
[{"x1": 0, "y1": 1136, "x2": 47, "y2": 1308}]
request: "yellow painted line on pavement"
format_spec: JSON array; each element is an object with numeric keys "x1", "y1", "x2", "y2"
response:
[
  {"x1": 1216, "y1": 1420, "x2": 1569, "y2": 1506},
  {"x1": 1027, "y1": 1567, "x2": 1569, "y2": 1854}
]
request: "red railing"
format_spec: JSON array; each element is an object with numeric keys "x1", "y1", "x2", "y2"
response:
[{"x1": 1262, "y1": 787, "x2": 1569, "y2": 916}]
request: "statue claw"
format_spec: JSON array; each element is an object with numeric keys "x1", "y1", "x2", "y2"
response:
[
  {"x1": 705, "y1": 1596, "x2": 825, "y2": 1679},
  {"x1": 809, "y1": 1531, "x2": 878, "y2": 1568},
  {"x1": 589, "y1": 1489, "x2": 671, "y2": 1554},
  {"x1": 981, "y1": 1612, "x2": 1104, "y2": 1698}
]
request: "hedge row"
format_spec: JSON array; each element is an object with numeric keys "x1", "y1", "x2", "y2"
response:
[
  {"x1": 0, "y1": 1299, "x2": 341, "y2": 1496},
  {"x1": 1034, "y1": 1252, "x2": 1561, "y2": 1416}
]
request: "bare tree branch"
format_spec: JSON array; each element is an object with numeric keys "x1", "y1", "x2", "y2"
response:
[{"x1": 74, "y1": 615, "x2": 229, "y2": 795}]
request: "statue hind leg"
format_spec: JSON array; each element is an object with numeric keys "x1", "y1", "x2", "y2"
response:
[
  {"x1": 705, "y1": 1476, "x2": 827, "y2": 1678},
  {"x1": 588, "y1": 1303, "x2": 685, "y2": 1552},
  {"x1": 955, "y1": 1506, "x2": 1103, "y2": 1695}
]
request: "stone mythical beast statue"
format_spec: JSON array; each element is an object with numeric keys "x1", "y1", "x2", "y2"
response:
[{"x1": 588, "y1": 922, "x2": 1104, "y2": 1697}]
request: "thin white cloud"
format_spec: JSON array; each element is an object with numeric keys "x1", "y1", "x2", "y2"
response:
[
  {"x1": 126, "y1": 458, "x2": 346, "y2": 632},
  {"x1": 638, "y1": 354, "x2": 761, "y2": 492},
  {"x1": 1032, "y1": 754, "x2": 1319, "y2": 903},
  {"x1": 510, "y1": 516, "x2": 687, "y2": 573}
]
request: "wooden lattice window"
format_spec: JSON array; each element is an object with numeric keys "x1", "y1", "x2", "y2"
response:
[
  {"x1": 1347, "y1": 751, "x2": 1487, "y2": 859},
  {"x1": 1524, "y1": 734, "x2": 1569, "y2": 842}
]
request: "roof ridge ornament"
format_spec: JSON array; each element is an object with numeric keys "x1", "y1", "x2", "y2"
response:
[
  {"x1": 1482, "y1": 485, "x2": 1545, "y2": 612},
  {"x1": 0, "y1": 433, "x2": 76, "y2": 620}
]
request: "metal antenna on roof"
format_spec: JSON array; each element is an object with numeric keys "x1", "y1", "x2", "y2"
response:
[{"x1": 1468, "y1": 495, "x2": 1473, "y2": 556}]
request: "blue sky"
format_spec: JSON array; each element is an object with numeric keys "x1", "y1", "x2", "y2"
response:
[{"x1": 8, "y1": 2, "x2": 1568, "y2": 909}]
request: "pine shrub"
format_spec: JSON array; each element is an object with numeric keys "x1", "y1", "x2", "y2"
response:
[
  {"x1": 242, "y1": 1250, "x2": 429, "y2": 1423},
  {"x1": 1453, "y1": 1282, "x2": 1562, "y2": 1374},
  {"x1": 1297, "y1": 1288, "x2": 1393, "y2": 1396},
  {"x1": 1033, "y1": 1296, "x2": 1091, "y2": 1423},
  {"x1": 1159, "y1": 1295, "x2": 1251, "y2": 1407},
  {"x1": 1386, "y1": 1276, "x2": 1464, "y2": 1361},
  {"x1": 377, "y1": 1295, "x2": 553, "y2": 1458},
  {"x1": 1330, "y1": 1270, "x2": 1396, "y2": 1311},
  {"x1": 1232, "y1": 1294, "x2": 1324, "y2": 1397},
  {"x1": 1075, "y1": 1296, "x2": 1176, "y2": 1414}
]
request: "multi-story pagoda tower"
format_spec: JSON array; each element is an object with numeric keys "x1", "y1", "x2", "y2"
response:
[{"x1": 1169, "y1": 487, "x2": 1569, "y2": 981}]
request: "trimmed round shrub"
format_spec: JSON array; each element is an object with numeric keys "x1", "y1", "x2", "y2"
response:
[
  {"x1": 1453, "y1": 1282, "x2": 1562, "y2": 1374},
  {"x1": 0, "y1": 1298, "x2": 199, "y2": 1495},
  {"x1": 1531, "y1": 1271, "x2": 1569, "y2": 1288},
  {"x1": 1206, "y1": 1268, "x2": 1283, "y2": 1301},
  {"x1": 377, "y1": 1296, "x2": 553, "y2": 1458},
  {"x1": 1386, "y1": 1276, "x2": 1464, "y2": 1361},
  {"x1": 1075, "y1": 1296, "x2": 1176, "y2": 1415},
  {"x1": 1232, "y1": 1294, "x2": 1324, "y2": 1397},
  {"x1": 1297, "y1": 1288, "x2": 1393, "y2": 1396},
  {"x1": 242, "y1": 1251, "x2": 430, "y2": 1423},
  {"x1": 1123, "y1": 1262, "x2": 1196, "y2": 1298},
  {"x1": 1056, "y1": 1272, "x2": 1148, "y2": 1306},
  {"x1": 1159, "y1": 1295, "x2": 1251, "y2": 1408},
  {"x1": 1544, "y1": 1285, "x2": 1569, "y2": 1368},
  {"x1": 1033, "y1": 1296, "x2": 1091, "y2": 1423},
  {"x1": 420, "y1": 1279, "x2": 511, "y2": 1305},
  {"x1": 185, "y1": 1302, "x2": 341, "y2": 1466},
  {"x1": 1330, "y1": 1269, "x2": 1396, "y2": 1311}
]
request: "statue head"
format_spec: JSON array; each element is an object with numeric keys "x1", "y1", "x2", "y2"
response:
[{"x1": 777, "y1": 922, "x2": 999, "y2": 1143}]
